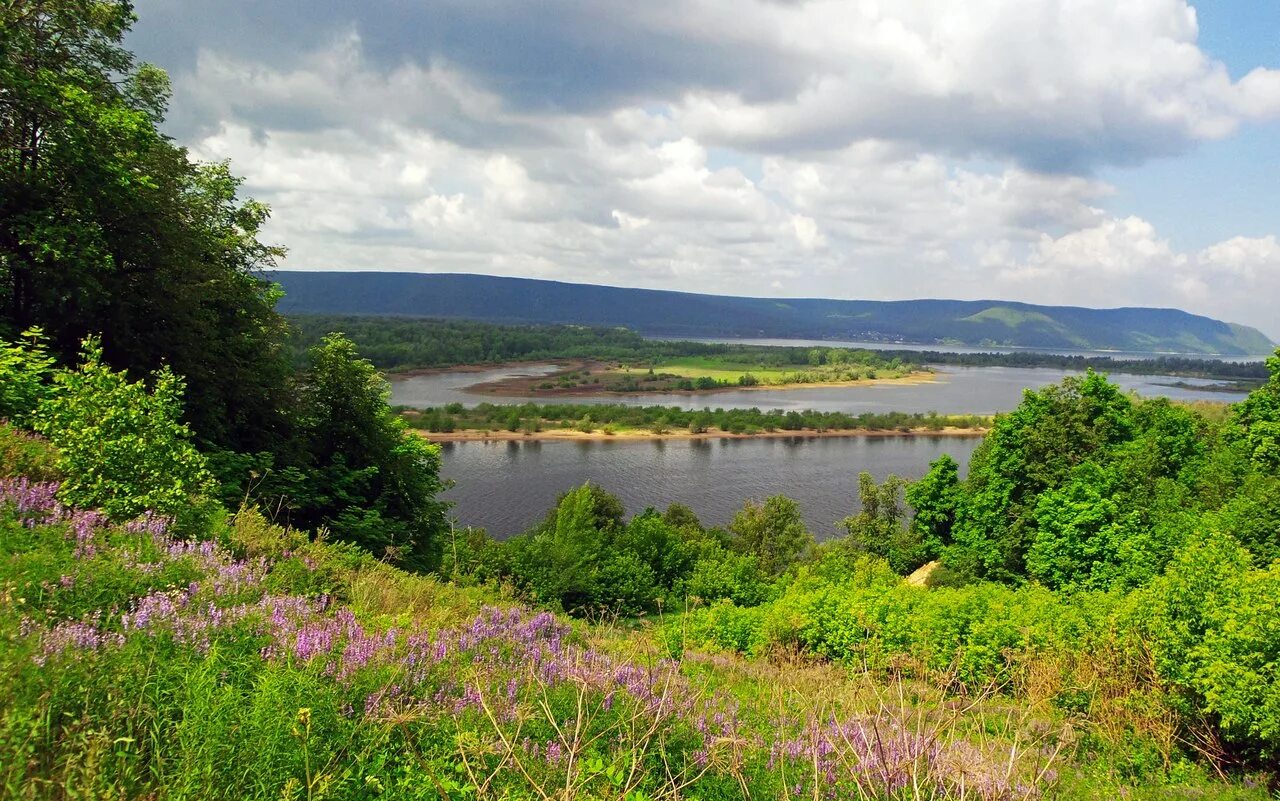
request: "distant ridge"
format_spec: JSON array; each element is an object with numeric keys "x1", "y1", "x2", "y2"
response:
[{"x1": 273, "y1": 271, "x2": 1276, "y2": 356}]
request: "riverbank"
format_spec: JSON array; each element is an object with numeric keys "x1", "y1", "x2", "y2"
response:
[{"x1": 416, "y1": 425, "x2": 988, "y2": 443}]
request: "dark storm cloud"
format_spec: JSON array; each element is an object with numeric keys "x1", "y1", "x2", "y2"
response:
[{"x1": 130, "y1": 0, "x2": 814, "y2": 112}]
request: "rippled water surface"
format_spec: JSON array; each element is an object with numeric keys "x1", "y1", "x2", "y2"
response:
[{"x1": 440, "y1": 435, "x2": 984, "y2": 537}]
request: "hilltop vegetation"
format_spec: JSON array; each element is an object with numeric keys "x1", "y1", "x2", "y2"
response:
[
  {"x1": 276, "y1": 273, "x2": 1276, "y2": 356},
  {"x1": 2, "y1": 3, "x2": 1279, "y2": 799},
  {"x1": 3, "y1": 354, "x2": 1280, "y2": 798}
]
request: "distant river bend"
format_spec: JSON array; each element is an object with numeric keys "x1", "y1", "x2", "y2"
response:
[
  {"x1": 390, "y1": 363, "x2": 1247, "y2": 415},
  {"x1": 392, "y1": 362, "x2": 1248, "y2": 537}
]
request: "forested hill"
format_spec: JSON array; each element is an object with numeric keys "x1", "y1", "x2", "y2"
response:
[{"x1": 274, "y1": 271, "x2": 1275, "y2": 356}]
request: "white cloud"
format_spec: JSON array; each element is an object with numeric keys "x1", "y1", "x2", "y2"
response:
[
  {"x1": 131, "y1": 1, "x2": 1280, "y2": 338},
  {"x1": 664, "y1": 0, "x2": 1280, "y2": 167}
]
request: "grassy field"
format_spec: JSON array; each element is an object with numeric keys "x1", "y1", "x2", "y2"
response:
[
  {"x1": 607, "y1": 355, "x2": 918, "y2": 386},
  {"x1": 612, "y1": 357, "x2": 799, "y2": 383}
]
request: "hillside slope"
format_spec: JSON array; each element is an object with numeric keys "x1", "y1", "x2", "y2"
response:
[{"x1": 274, "y1": 271, "x2": 1275, "y2": 356}]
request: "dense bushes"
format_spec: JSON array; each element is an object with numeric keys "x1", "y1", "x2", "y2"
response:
[
  {"x1": 0, "y1": 333, "x2": 213, "y2": 522},
  {"x1": 675, "y1": 552, "x2": 1113, "y2": 687},
  {"x1": 0, "y1": 328, "x2": 450, "y2": 571},
  {"x1": 451, "y1": 484, "x2": 800, "y2": 616},
  {"x1": 281, "y1": 334, "x2": 449, "y2": 572},
  {"x1": 930, "y1": 372, "x2": 1272, "y2": 590}
]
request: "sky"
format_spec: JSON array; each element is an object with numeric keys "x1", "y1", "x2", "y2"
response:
[{"x1": 127, "y1": 0, "x2": 1280, "y2": 339}]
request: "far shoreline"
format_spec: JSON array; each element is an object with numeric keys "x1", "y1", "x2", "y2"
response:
[{"x1": 414, "y1": 426, "x2": 988, "y2": 443}]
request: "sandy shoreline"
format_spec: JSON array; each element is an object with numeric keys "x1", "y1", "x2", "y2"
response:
[{"x1": 415, "y1": 426, "x2": 987, "y2": 443}]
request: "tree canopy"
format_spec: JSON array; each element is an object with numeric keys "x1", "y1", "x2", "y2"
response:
[{"x1": 1, "y1": 0, "x2": 293, "y2": 454}]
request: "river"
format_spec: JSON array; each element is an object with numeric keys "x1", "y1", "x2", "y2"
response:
[
  {"x1": 438, "y1": 434, "x2": 984, "y2": 538},
  {"x1": 397, "y1": 360, "x2": 1252, "y2": 537},
  {"x1": 390, "y1": 364, "x2": 1250, "y2": 414}
]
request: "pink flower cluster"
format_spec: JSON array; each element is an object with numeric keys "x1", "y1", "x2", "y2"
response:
[{"x1": 0, "y1": 478, "x2": 105, "y2": 555}]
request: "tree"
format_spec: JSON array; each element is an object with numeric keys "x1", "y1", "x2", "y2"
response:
[
  {"x1": 0, "y1": 0, "x2": 294, "y2": 457},
  {"x1": 947, "y1": 372, "x2": 1135, "y2": 582},
  {"x1": 0, "y1": 327, "x2": 53, "y2": 426},
  {"x1": 1227, "y1": 350, "x2": 1280, "y2": 472},
  {"x1": 906, "y1": 454, "x2": 960, "y2": 556},
  {"x1": 289, "y1": 334, "x2": 449, "y2": 571},
  {"x1": 842, "y1": 472, "x2": 928, "y2": 574},
  {"x1": 729, "y1": 495, "x2": 812, "y2": 575}
]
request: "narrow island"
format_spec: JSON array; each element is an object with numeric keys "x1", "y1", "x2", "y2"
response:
[
  {"x1": 400, "y1": 402, "x2": 991, "y2": 441},
  {"x1": 457, "y1": 354, "x2": 932, "y2": 397}
]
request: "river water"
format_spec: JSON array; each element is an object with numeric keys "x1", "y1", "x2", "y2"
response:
[
  {"x1": 438, "y1": 434, "x2": 985, "y2": 538},
  {"x1": 395, "y1": 362, "x2": 1252, "y2": 537},
  {"x1": 391, "y1": 364, "x2": 1249, "y2": 414}
]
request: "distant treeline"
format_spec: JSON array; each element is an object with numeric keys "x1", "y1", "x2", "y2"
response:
[
  {"x1": 287, "y1": 315, "x2": 693, "y2": 367},
  {"x1": 903, "y1": 349, "x2": 1268, "y2": 381},
  {"x1": 401, "y1": 402, "x2": 989, "y2": 435},
  {"x1": 288, "y1": 315, "x2": 1268, "y2": 382},
  {"x1": 287, "y1": 315, "x2": 915, "y2": 371}
]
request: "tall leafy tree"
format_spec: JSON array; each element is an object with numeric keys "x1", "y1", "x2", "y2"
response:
[
  {"x1": 842, "y1": 472, "x2": 931, "y2": 574},
  {"x1": 1227, "y1": 350, "x2": 1280, "y2": 472},
  {"x1": 289, "y1": 334, "x2": 450, "y2": 572},
  {"x1": 906, "y1": 454, "x2": 960, "y2": 556},
  {"x1": 0, "y1": 0, "x2": 293, "y2": 454},
  {"x1": 946, "y1": 372, "x2": 1135, "y2": 582}
]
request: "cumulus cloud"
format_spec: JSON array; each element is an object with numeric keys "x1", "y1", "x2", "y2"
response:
[{"x1": 126, "y1": 0, "x2": 1280, "y2": 337}]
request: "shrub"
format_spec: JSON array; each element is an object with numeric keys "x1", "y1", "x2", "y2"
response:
[
  {"x1": 1193, "y1": 564, "x2": 1280, "y2": 759},
  {"x1": 33, "y1": 338, "x2": 214, "y2": 521},
  {"x1": 729, "y1": 495, "x2": 812, "y2": 575},
  {"x1": 0, "y1": 328, "x2": 55, "y2": 426}
]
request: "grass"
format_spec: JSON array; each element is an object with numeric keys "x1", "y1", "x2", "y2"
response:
[
  {"x1": 614, "y1": 357, "x2": 801, "y2": 383},
  {"x1": 608, "y1": 355, "x2": 919, "y2": 386},
  {"x1": 3, "y1": 475, "x2": 1276, "y2": 799}
]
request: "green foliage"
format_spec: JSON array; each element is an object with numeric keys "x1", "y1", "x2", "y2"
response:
[
  {"x1": 1212, "y1": 474, "x2": 1280, "y2": 567},
  {"x1": 285, "y1": 334, "x2": 449, "y2": 572},
  {"x1": 841, "y1": 472, "x2": 929, "y2": 574},
  {"x1": 1227, "y1": 350, "x2": 1280, "y2": 471},
  {"x1": 728, "y1": 495, "x2": 813, "y2": 576},
  {"x1": 0, "y1": 1, "x2": 294, "y2": 456},
  {"x1": 1192, "y1": 564, "x2": 1280, "y2": 758},
  {"x1": 33, "y1": 338, "x2": 213, "y2": 520},
  {"x1": 404, "y1": 401, "x2": 989, "y2": 437},
  {"x1": 1129, "y1": 532, "x2": 1280, "y2": 760},
  {"x1": 906, "y1": 454, "x2": 960, "y2": 556},
  {"x1": 462, "y1": 487, "x2": 786, "y2": 617},
  {"x1": 0, "y1": 328, "x2": 54, "y2": 425},
  {"x1": 948, "y1": 371, "x2": 1137, "y2": 582},
  {"x1": 682, "y1": 550, "x2": 773, "y2": 608}
]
